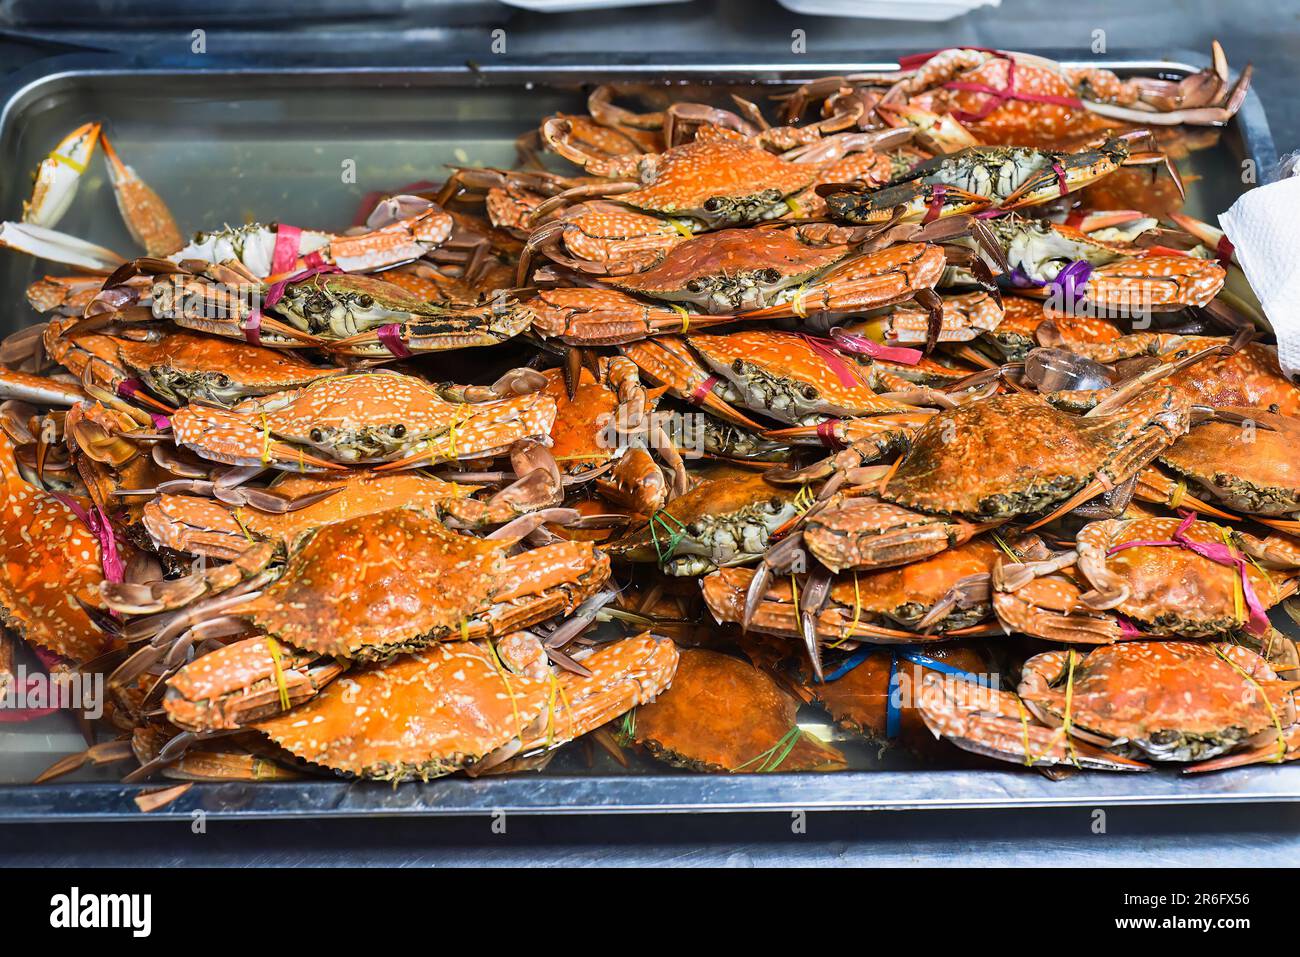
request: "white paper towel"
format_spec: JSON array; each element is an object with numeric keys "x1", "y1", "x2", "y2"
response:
[{"x1": 1219, "y1": 170, "x2": 1300, "y2": 380}]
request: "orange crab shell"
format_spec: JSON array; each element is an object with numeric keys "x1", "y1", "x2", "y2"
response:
[
  {"x1": 882, "y1": 391, "x2": 1158, "y2": 520},
  {"x1": 541, "y1": 366, "x2": 621, "y2": 471},
  {"x1": 1078, "y1": 517, "x2": 1283, "y2": 636},
  {"x1": 258, "y1": 374, "x2": 467, "y2": 440},
  {"x1": 804, "y1": 498, "x2": 973, "y2": 573},
  {"x1": 618, "y1": 137, "x2": 815, "y2": 219},
  {"x1": 1169, "y1": 341, "x2": 1300, "y2": 418},
  {"x1": 1158, "y1": 418, "x2": 1300, "y2": 517},
  {"x1": 827, "y1": 535, "x2": 1002, "y2": 627},
  {"x1": 239, "y1": 507, "x2": 507, "y2": 660},
  {"x1": 632, "y1": 647, "x2": 845, "y2": 773},
  {"x1": 1081, "y1": 255, "x2": 1225, "y2": 312},
  {"x1": 987, "y1": 294, "x2": 1121, "y2": 358},
  {"x1": 255, "y1": 641, "x2": 552, "y2": 780},
  {"x1": 117, "y1": 332, "x2": 342, "y2": 397},
  {"x1": 0, "y1": 432, "x2": 117, "y2": 662},
  {"x1": 905, "y1": 52, "x2": 1123, "y2": 147},
  {"x1": 1019, "y1": 642, "x2": 1294, "y2": 750},
  {"x1": 142, "y1": 470, "x2": 483, "y2": 559},
  {"x1": 688, "y1": 329, "x2": 916, "y2": 417},
  {"x1": 602, "y1": 227, "x2": 849, "y2": 301}
]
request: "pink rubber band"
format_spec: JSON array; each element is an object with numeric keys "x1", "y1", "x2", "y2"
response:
[
  {"x1": 689, "y1": 375, "x2": 719, "y2": 404},
  {"x1": 52, "y1": 494, "x2": 125, "y2": 584},
  {"x1": 376, "y1": 323, "x2": 412, "y2": 358},
  {"x1": 797, "y1": 335, "x2": 867, "y2": 388},
  {"x1": 272, "y1": 224, "x2": 303, "y2": 276},
  {"x1": 830, "y1": 330, "x2": 924, "y2": 366},
  {"x1": 1108, "y1": 512, "x2": 1271, "y2": 637}
]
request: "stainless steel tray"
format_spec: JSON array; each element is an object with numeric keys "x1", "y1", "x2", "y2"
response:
[{"x1": 0, "y1": 50, "x2": 1291, "y2": 820}]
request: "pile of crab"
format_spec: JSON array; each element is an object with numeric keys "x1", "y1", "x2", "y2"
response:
[{"x1": 2, "y1": 43, "x2": 1298, "y2": 801}]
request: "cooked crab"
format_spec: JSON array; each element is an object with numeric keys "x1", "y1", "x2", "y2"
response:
[
  {"x1": 629, "y1": 647, "x2": 845, "y2": 773},
  {"x1": 919, "y1": 642, "x2": 1297, "y2": 772},
  {"x1": 252, "y1": 631, "x2": 678, "y2": 781}
]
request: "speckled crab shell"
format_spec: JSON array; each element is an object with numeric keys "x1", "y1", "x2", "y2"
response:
[
  {"x1": 983, "y1": 294, "x2": 1120, "y2": 360},
  {"x1": 1158, "y1": 418, "x2": 1300, "y2": 517},
  {"x1": 1075, "y1": 517, "x2": 1284, "y2": 637},
  {"x1": 881, "y1": 390, "x2": 1184, "y2": 521},
  {"x1": 116, "y1": 331, "x2": 342, "y2": 405},
  {"x1": 1070, "y1": 336, "x2": 1300, "y2": 418},
  {"x1": 617, "y1": 137, "x2": 815, "y2": 224},
  {"x1": 901, "y1": 52, "x2": 1127, "y2": 146},
  {"x1": 142, "y1": 470, "x2": 481, "y2": 560},
  {"x1": 237, "y1": 507, "x2": 509, "y2": 660},
  {"x1": 687, "y1": 329, "x2": 918, "y2": 425},
  {"x1": 545, "y1": 201, "x2": 687, "y2": 275},
  {"x1": 169, "y1": 372, "x2": 557, "y2": 469},
  {"x1": 602, "y1": 227, "x2": 849, "y2": 312},
  {"x1": 1019, "y1": 641, "x2": 1295, "y2": 762},
  {"x1": 0, "y1": 431, "x2": 117, "y2": 662},
  {"x1": 632, "y1": 647, "x2": 845, "y2": 773},
  {"x1": 255, "y1": 632, "x2": 678, "y2": 781}
]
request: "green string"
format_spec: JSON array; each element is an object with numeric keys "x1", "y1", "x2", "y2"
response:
[
  {"x1": 649, "y1": 509, "x2": 689, "y2": 565},
  {"x1": 731, "y1": 726, "x2": 804, "y2": 773}
]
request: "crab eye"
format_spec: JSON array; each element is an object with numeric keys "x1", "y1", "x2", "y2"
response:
[
  {"x1": 762, "y1": 268, "x2": 781, "y2": 283},
  {"x1": 802, "y1": 385, "x2": 817, "y2": 399},
  {"x1": 703, "y1": 197, "x2": 721, "y2": 212},
  {"x1": 686, "y1": 280, "x2": 703, "y2": 293},
  {"x1": 310, "y1": 428, "x2": 324, "y2": 443},
  {"x1": 731, "y1": 359, "x2": 745, "y2": 373},
  {"x1": 392, "y1": 424, "x2": 407, "y2": 437},
  {"x1": 215, "y1": 374, "x2": 231, "y2": 387},
  {"x1": 357, "y1": 295, "x2": 373, "y2": 308}
]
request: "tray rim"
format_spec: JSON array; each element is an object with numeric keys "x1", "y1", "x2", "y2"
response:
[{"x1": 0, "y1": 47, "x2": 1285, "y2": 819}]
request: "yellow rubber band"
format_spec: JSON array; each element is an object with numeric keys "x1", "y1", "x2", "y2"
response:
[
  {"x1": 264, "y1": 637, "x2": 292, "y2": 712},
  {"x1": 1061, "y1": 650, "x2": 1081, "y2": 769},
  {"x1": 830, "y1": 570, "x2": 862, "y2": 648},
  {"x1": 259, "y1": 412, "x2": 271, "y2": 466},
  {"x1": 48, "y1": 151, "x2": 87, "y2": 174},
  {"x1": 1221, "y1": 527, "x2": 1245, "y2": 626},
  {"x1": 1169, "y1": 480, "x2": 1187, "y2": 509},
  {"x1": 792, "y1": 283, "x2": 808, "y2": 320},
  {"x1": 671, "y1": 218, "x2": 694, "y2": 238},
  {"x1": 232, "y1": 507, "x2": 254, "y2": 543},
  {"x1": 670, "y1": 303, "x2": 689, "y2": 333},
  {"x1": 786, "y1": 196, "x2": 805, "y2": 217},
  {"x1": 484, "y1": 638, "x2": 524, "y2": 738},
  {"x1": 1215, "y1": 645, "x2": 1288, "y2": 763},
  {"x1": 1016, "y1": 698, "x2": 1034, "y2": 767}
]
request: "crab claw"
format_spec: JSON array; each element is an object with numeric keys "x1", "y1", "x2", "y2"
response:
[
  {"x1": 22, "y1": 121, "x2": 100, "y2": 229},
  {"x1": 100, "y1": 133, "x2": 183, "y2": 257}
]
